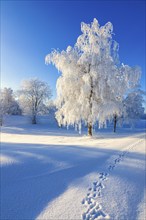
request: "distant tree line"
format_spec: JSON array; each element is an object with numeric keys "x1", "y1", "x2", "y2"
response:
[
  {"x1": 0, "y1": 77, "x2": 145, "y2": 130},
  {"x1": 0, "y1": 88, "x2": 21, "y2": 126},
  {"x1": 0, "y1": 79, "x2": 52, "y2": 125}
]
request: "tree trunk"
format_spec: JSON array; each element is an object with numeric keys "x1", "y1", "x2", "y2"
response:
[
  {"x1": 0, "y1": 115, "x2": 3, "y2": 126},
  {"x1": 0, "y1": 119, "x2": 2, "y2": 126},
  {"x1": 88, "y1": 64, "x2": 93, "y2": 136},
  {"x1": 88, "y1": 123, "x2": 92, "y2": 136},
  {"x1": 32, "y1": 115, "x2": 37, "y2": 124},
  {"x1": 113, "y1": 114, "x2": 117, "y2": 132}
]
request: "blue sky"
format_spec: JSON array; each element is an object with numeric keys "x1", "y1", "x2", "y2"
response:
[{"x1": 1, "y1": 0, "x2": 145, "y2": 99}]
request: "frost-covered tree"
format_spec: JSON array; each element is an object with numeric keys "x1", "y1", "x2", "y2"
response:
[
  {"x1": 18, "y1": 79, "x2": 52, "y2": 124},
  {"x1": 123, "y1": 89, "x2": 145, "y2": 127},
  {"x1": 46, "y1": 18, "x2": 140, "y2": 135},
  {"x1": 0, "y1": 88, "x2": 21, "y2": 125}
]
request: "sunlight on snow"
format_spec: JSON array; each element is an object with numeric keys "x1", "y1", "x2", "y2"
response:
[{"x1": 0, "y1": 154, "x2": 19, "y2": 166}]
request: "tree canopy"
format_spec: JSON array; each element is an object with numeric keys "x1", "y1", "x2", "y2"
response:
[{"x1": 46, "y1": 18, "x2": 141, "y2": 135}]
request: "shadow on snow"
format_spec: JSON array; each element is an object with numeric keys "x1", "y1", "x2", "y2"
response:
[{"x1": 0, "y1": 141, "x2": 145, "y2": 220}]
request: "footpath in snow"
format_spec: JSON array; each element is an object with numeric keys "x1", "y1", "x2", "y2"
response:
[{"x1": 0, "y1": 119, "x2": 145, "y2": 220}]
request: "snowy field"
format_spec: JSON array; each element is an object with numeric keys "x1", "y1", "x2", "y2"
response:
[{"x1": 0, "y1": 116, "x2": 146, "y2": 220}]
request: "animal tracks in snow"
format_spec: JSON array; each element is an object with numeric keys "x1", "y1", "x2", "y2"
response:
[
  {"x1": 82, "y1": 172, "x2": 110, "y2": 220},
  {"x1": 81, "y1": 137, "x2": 145, "y2": 220},
  {"x1": 108, "y1": 138, "x2": 144, "y2": 171}
]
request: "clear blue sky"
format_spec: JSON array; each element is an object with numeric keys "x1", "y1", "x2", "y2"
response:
[{"x1": 1, "y1": 0, "x2": 146, "y2": 99}]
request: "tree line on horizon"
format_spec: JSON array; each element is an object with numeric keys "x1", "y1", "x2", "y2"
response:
[
  {"x1": 0, "y1": 79, "x2": 52, "y2": 126},
  {"x1": 0, "y1": 77, "x2": 145, "y2": 132}
]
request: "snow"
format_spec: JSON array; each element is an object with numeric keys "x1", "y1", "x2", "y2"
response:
[{"x1": 0, "y1": 116, "x2": 145, "y2": 220}]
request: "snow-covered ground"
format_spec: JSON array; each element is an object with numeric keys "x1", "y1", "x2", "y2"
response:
[{"x1": 0, "y1": 116, "x2": 145, "y2": 220}]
